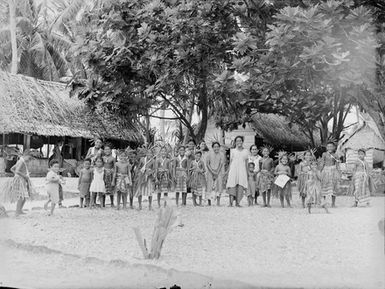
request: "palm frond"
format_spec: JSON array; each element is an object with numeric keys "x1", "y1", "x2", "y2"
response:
[{"x1": 49, "y1": 0, "x2": 85, "y2": 36}]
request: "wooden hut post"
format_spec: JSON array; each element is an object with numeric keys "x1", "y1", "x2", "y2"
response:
[
  {"x1": 2, "y1": 133, "x2": 5, "y2": 155},
  {"x1": 47, "y1": 136, "x2": 50, "y2": 159},
  {"x1": 23, "y1": 134, "x2": 31, "y2": 151},
  {"x1": 76, "y1": 137, "x2": 82, "y2": 160}
]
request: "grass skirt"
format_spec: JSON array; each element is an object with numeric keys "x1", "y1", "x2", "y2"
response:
[
  {"x1": 174, "y1": 169, "x2": 187, "y2": 193},
  {"x1": 297, "y1": 172, "x2": 310, "y2": 198},
  {"x1": 272, "y1": 181, "x2": 292, "y2": 199},
  {"x1": 116, "y1": 174, "x2": 131, "y2": 194},
  {"x1": 321, "y1": 165, "x2": 340, "y2": 197},
  {"x1": 135, "y1": 173, "x2": 155, "y2": 198},
  {"x1": 306, "y1": 179, "x2": 322, "y2": 206},
  {"x1": 189, "y1": 171, "x2": 206, "y2": 196},
  {"x1": 1, "y1": 175, "x2": 31, "y2": 203},
  {"x1": 157, "y1": 171, "x2": 169, "y2": 194},
  {"x1": 350, "y1": 171, "x2": 374, "y2": 205},
  {"x1": 104, "y1": 168, "x2": 114, "y2": 195},
  {"x1": 258, "y1": 171, "x2": 273, "y2": 193}
]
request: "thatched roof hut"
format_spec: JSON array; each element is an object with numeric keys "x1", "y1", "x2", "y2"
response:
[
  {"x1": 250, "y1": 113, "x2": 319, "y2": 150},
  {"x1": 0, "y1": 71, "x2": 142, "y2": 142}
]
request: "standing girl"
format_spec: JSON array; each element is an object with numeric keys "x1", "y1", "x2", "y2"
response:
[
  {"x1": 273, "y1": 154, "x2": 292, "y2": 208},
  {"x1": 78, "y1": 158, "x2": 92, "y2": 208},
  {"x1": 320, "y1": 142, "x2": 340, "y2": 208},
  {"x1": 174, "y1": 146, "x2": 188, "y2": 207},
  {"x1": 8, "y1": 151, "x2": 33, "y2": 216},
  {"x1": 155, "y1": 147, "x2": 171, "y2": 208},
  {"x1": 246, "y1": 162, "x2": 257, "y2": 206},
  {"x1": 135, "y1": 149, "x2": 156, "y2": 210},
  {"x1": 306, "y1": 161, "x2": 328, "y2": 213},
  {"x1": 89, "y1": 157, "x2": 106, "y2": 208},
  {"x1": 206, "y1": 142, "x2": 225, "y2": 206},
  {"x1": 248, "y1": 145, "x2": 262, "y2": 204},
  {"x1": 44, "y1": 160, "x2": 63, "y2": 216},
  {"x1": 113, "y1": 152, "x2": 132, "y2": 210},
  {"x1": 226, "y1": 136, "x2": 249, "y2": 207},
  {"x1": 297, "y1": 151, "x2": 313, "y2": 208},
  {"x1": 103, "y1": 143, "x2": 116, "y2": 207},
  {"x1": 351, "y1": 149, "x2": 374, "y2": 207},
  {"x1": 189, "y1": 151, "x2": 206, "y2": 206},
  {"x1": 258, "y1": 147, "x2": 274, "y2": 207}
]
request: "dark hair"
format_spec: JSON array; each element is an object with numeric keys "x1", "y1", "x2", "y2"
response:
[
  {"x1": 248, "y1": 162, "x2": 255, "y2": 167},
  {"x1": 178, "y1": 145, "x2": 186, "y2": 150},
  {"x1": 234, "y1": 136, "x2": 244, "y2": 143},
  {"x1": 94, "y1": 156, "x2": 104, "y2": 164},
  {"x1": 358, "y1": 149, "x2": 366, "y2": 155},
  {"x1": 279, "y1": 154, "x2": 289, "y2": 161},
  {"x1": 249, "y1": 144, "x2": 258, "y2": 152},
  {"x1": 83, "y1": 158, "x2": 92, "y2": 164},
  {"x1": 212, "y1": 142, "x2": 220, "y2": 148},
  {"x1": 326, "y1": 141, "x2": 336, "y2": 146},
  {"x1": 104, "y1": 142, "x2": 113, "y2": 149},
  {"x1": 49, "y1": 160, "x2": 59, "y2": 167},
  {"x1": 187, "y1": 139, "x2": 196, "y2": 145},
  {"x1": 195, "y1": 151, "x2": 202, "y2": 156}
]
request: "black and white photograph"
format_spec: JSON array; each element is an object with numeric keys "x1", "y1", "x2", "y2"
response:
[{"x1": 0, "y1": 0, "x2": 384, "y2": 288}]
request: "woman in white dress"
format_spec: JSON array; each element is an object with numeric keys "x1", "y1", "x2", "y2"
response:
[{"x1": 226, "y1": 136, "x2": 249, "y2": 207}]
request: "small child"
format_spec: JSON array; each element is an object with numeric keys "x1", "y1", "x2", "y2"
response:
[
  {"x1": 113, "y1": 152, "x2": 132, "y2": 210},
  {"x1": 78, "y1": 158, "x2": 92, "y2": 208},
  {"x1": 155, "y1": 147, "x2": 171, "y2": 208},
  {"x1": 135, "y1": 149, "x2": 155, "y2": 210},
  {"x1": 44, "y1": 160, "x2": 64, "y2": 216},
  {"x1": 174, "y1": 146, "x2": 188, "y2": 207},
  {"x1": 103, "y1": 143, "x2": 116, "y2": 207},
  {"x1": 274, "y1": 154, "x2": 292, "y2": 208},
  {"x1": 89, "y1": 157, "x2": 106, "y2": 209},
  {"x1": 351, "y1": 149, "x2": 374, "y2": 207},
  {"x1": 248, "y1": 145, "x2": 262, "y2": 204},
  {"x1": 297, "y1": 151, "x2": 313, "y2": 208},
  {"x1": 246, "y1": 162, "x2": 257, "y2": 206},
  {"x1": 306, "y1": 161, "x2": 328, "y2": 213},
  {"x1": 189, "y1": 151, "x2": 206, "y2": 206},
  {"x1": 258, "y1": 147, "x2": 274, "y2": 207},
  {"x1": 320, "y1": 142, "x2": 340, "y2": 208}
]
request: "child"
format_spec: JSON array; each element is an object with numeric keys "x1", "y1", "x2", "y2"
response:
[
  {"x1": 7, "y1": 151, "x2": 33, "y2": 216},
  {"x1": 274, "y1": 154, "x2": 292, "y2": 208},
  {"x1": 135, "y1": 149, "x2": 155, "y2": 210},
  {"x1": 113, "y1": 152, "x2": 132, "y2": 210},
  {"x1": 297, "y1": 151, "x2": 313, "y2": 208},
  {"x1": 44, "y1": 160, "x2": 64, "y2": 216},
  {"x1": 249, "y1": 144, "x2": 262, "y2": 205},
  {"x1": 89, "y1": 157, "x2": 106, "y2": 208},
  {"x1": 78, "y1": 158, "x2": 92, "y2": 208},
  {"x1": 155, "y1": 147, "x2": 171, "y2": 208},
  {"x1": 103, "y1": 144, "x2": 116, "y2": 207},
  {"x1": 306, "y1": 161, "x2": 328, "y2": 213},
  {"x1": 189, "y1": 151, "x2": 206, "y2": 206},
  {"x1": 174, "y1": 146, "x2": 188, "y2": 207},
  {"x1": 246, "y1": 162, "x2": 257, "y2": 206},
  {"x1": 258, "y1": 147, "x2": 274, "y2": 208},
  {"x1": 351, "y1": 149, "x2": 374, "y2": 207},
  {"x1": 206, "y1": 142, "x2": 225, "y2": 206},
  {"x1": 320, "y1": 142, "x2": 340, "y2": 208}
]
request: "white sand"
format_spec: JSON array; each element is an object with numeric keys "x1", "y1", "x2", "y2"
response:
[{"x1": 0, "y1": 191, "x2": 384, "y2": 289}]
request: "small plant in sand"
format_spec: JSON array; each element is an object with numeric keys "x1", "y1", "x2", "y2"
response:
[{"x1": 134, "y1": 206, "x2": 179, "y2": 259}]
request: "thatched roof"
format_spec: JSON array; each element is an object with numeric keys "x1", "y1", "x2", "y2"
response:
[
  {"x1": 0, "y1": 71, "x2": 142, "y2": 142},
  {"x1": 250, "y1": 113, "x2": 319, "y2": 149}
]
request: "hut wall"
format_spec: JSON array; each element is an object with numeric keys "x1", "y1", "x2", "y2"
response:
[{"x1": 28, "y1": 159, "x2": 49, "y2": 177}]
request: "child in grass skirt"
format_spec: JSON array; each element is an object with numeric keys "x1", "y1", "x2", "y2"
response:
[
  {"x1": 306, "y1": 161, "x2": 329, "y2": 213},
  {"x1": 174, "y1": 146, "x2": 188, "y2": 207},
  {"x1": 155, "y1": 147, "x2": 171, "y2": 208},
  {"x1": 114, "y1": 152, "x2": 132, "y2": 210},
  {"x1": 189, "y1": 151, "x2": 206, "y2": 206},
  {"x1": 350, "y1": 149, "x2": 375, "y2": 207},
  {"x1": 135, "y1": 149, "x2": 156, "y2": 210},
  {"x1": 103, "y1": 144, "x2": 116, "y2": 207},
  {"x1": 258, "y1": 147, "x2": 274, "y2": 207},
  {"x1": 320, "y1": 142, "x2": 340, "y2": 208},
  {"x1": 246, "y1": 162, "x2": 257, "y2": 206},
  {"x1": 3, "y1": 152, "x2": 33, "y2": 216},
  {"x1": 297, "y1": 151, "x2": 313, "y2": 208},
  {"x1": 273, "y1": 153, "x2": 292, "y2": 208},
  {"x1": 78, "y1": 158, "x2": 92, "y2": 208}
]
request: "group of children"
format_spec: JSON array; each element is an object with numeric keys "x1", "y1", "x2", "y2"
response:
[{"x1": 4, "y1": 138, "x2": 375, "y2": 216}]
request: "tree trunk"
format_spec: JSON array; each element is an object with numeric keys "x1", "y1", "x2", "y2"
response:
[
  {"x1": 9, "y1": 0, "x2": 17, "y2": 74},
  {"x1": 195, "y1": 63, "x2": 208, "y2": 143},
  {"x1": 145, "y1": 114, "x2": 151, "y2": 145},
  {"x1": 182, "y1": 99, "x2": 195, "y2": 144}
]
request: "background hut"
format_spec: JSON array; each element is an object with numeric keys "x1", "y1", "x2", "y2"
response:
[{"x1": 0, "y1": 71, "x2": 143, "y2": 176}]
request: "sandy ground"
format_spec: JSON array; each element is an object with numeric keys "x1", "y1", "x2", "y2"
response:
[{"x1": 0, "y1": 187, "x2": 384, "y2": 289}]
